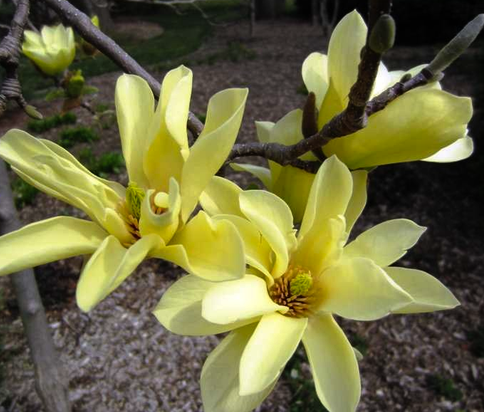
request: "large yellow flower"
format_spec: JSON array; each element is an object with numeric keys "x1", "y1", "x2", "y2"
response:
[
  {"x1": 0, "y1": 67, "x2": 248, "y2": 312},
  {"x1": 155, "y1": 156, "x2": 459, "y2": 412},
  {"x1": 22, "y1": 24, "x2": 76, "y2": 76},
  {"x1": 302, "y1": 11, "x2": 473, "y2": 168}
]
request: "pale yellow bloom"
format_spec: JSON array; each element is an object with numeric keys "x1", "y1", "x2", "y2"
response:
[
  {"x1": 0, "y1": 67, "x2": 248, "y2": 312},
  {"x1": 22, "y1": 24, "x2": 75, "y2": 76},
  {"x1": 155, "y1": 156, "x2": 459, "y2": 412},
  {"x1": 302, "y1": 10, "x2": 473, "y2": 168}
]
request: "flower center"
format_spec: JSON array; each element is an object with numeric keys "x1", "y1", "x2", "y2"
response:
[{"x1": 269, "y1": 266, "x2": 315, "y2": 318}]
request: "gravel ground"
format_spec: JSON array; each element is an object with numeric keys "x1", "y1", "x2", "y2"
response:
[{"x1": 1, "y1": 17, "x2": 484, "y2": 412}]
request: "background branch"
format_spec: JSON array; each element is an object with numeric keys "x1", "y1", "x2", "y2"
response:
[{"x1": 42, "y1": 0, "x2": 204, "y2": 137}]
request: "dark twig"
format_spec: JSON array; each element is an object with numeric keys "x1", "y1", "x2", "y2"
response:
[
  {"x1": 0, "y1": 0, "x2": 34, "y2": 117},
  {"x1": 42, "y1": 0, "x2": 204, "y2": 137}
]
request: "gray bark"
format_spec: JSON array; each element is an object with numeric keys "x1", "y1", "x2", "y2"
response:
[{"x1": 0, "y1": 159, "x2": 71, "y2": 412}]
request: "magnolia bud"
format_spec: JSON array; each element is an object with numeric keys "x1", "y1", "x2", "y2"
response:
[
  {"x1": 25, "y1": 105, "x2": 43, "y2": 120},
  {"x1": 427, "y1": 14, "x2": 484, "y2": 75},
  {"x1": 369, "y1": 14, "x2": 396, "y2": 54}
]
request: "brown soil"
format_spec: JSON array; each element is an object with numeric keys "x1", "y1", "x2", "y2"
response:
[{"x1": 1, "y1": 17, "x2": 484, "y2": 412}]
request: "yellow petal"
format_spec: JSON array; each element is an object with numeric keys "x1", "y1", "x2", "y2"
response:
[
  {"x1": 0, "y1": 217, "x2": 106, "y2": 276},
  {"x1": 302, "y1": 52, "x2": 329, "y2": 108},
  {"x1": 318, "y1": 78, "x2": 345, "y2": 130},
  {"x1": 230, "y1": 163, "x2": 273, "y2": 190},
  {"x1": 272, "y1": 165, "x2": 315, "y2": 224},
  {"x1": 153, "y1": 211, "x2": 245, "y2": 281},
  {"x1": 255, "y1": 121, "x2": 274, "y2": 144},
  {"x1": 256, "y1": 121, "x2": 280, "y2": 180},
  {"x1": 154, "y1": 275, "x2": 252, "y2": 336},
  {"x1": 323, "y1": 89, "x2": 472, "y2": 168},
  {"x1": 239, "y1": 190, "x2": 297, "y2": 279},
  {"x1": 293, "y1": 216, "x2": 346, "y2": 277},
  {"x1": 76, "y1": 234, "x2": 161, "y2": 312},
  {"x1": 200, "y1": 176, "x2": 244, "y2": 217},
  {"x1": 318, "y1": 257, "x2": 413, "y2": 321},
  {"x1": 239, "y1": 313, "x2": 307, "y2": 395},
  {"x1": 180, "y1": 88, "x2": 248, "y2": 221},
  {"x1": 345, "y1": 170, "x2": 368, "y2": 235},
  {"x1": 0, "y1": 130, "x2": 122, "y2": 225},
  {"x1": 115, "y1": 74, "x2": 154, "y2": 187},
  {"x1": 302, "y1": 314, "x2": 361, "y2": 412},
  {"x1": 139, "y1": 177, "x2": 181, "y2": 244},
  {"x1": 213, "y1": 214, "x2": 273, "y2": 282},
  {"x1": 385, "y1": 267, "x2": 460, "y2": 313},
  {"x1": 23, "y1": 30, "x2": 43, "y2": 48},
  {"x1": 343, "y1": 219, "x2": 426, "y2": 267},
  {"x1": 327, "y1": 11, "x2": 367, "y2": 107},
  {"x1": 202, "y1": 275, "x2": 286, "y2": 325},
  {"x1": 201, "y1": 324, "x2": 278, "y2": 412},
  {"x1": 422, "y1": 135, "x2": 474, "y2": 163},
  {"x1": 297, "y1": 155, "x2": 352, "y2": 254}
]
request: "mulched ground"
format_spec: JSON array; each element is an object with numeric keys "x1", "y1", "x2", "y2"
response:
[{"x1": 1, "y1": 16, "x2": 484, "y2": 412}]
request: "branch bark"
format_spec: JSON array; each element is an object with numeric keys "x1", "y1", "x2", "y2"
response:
[
  {"x1": 41, "y1": 0, "x2": 204, "y2": 137},
  {"x1": 0, "y1": 160, "x2": 71, "y2": 412}
]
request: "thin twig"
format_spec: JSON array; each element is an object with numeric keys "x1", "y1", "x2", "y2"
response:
[{"x1": 42, "y1": 0, "x2": 204, "y2": 137}]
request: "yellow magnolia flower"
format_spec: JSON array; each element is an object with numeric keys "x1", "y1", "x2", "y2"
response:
[
  {"x1": 0, "y1": 67, "x2": 248, "y2": 312},
  {"x1": 22, "y1": 24, "x2": 76, "y2": 76},
  {"x1": 231, "y1": 110, "x2": 316, "y2": 223},
  {"x1": 302, "y1": 11, "x2": 473, "y2": 168},
  {"x1": 155, "y1": 156, "x2": 459, "y2": 412}
]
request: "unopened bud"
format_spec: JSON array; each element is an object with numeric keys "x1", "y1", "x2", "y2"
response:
[
  {"x1": 369, "y1": 14, "x2": 396, "y2": 54},
  {"x1": 302, "y1": 92, "x2": 318, "y2": 138},
  {"x1": 25, "y1": 105, "x2": 43, "y2": 120},
  {"x1": 399, "y1": 73, "x2": 412, "y2": 83},
  {"x1": 427, "y1": 14, "x2": 484, "y2": 75}
]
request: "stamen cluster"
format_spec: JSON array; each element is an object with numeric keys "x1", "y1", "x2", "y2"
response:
[{"x1": 269, "y1": 265, "x2": 315, "y2": 318}]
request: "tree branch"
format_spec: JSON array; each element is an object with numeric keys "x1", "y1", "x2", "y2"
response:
[
  {"x1": 0, "y1": 0, "x2": 31, "y2": 116},
  {"x1": 42, "y1": 0, "x2": 204, "y2": 137}
]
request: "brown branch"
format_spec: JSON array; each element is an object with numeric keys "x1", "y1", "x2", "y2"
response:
[
  {"x1": 0, "y1": 0, "x2": 32, "y2": 116},
  {"x1": 42, "y1": 0, "x2": 204, "y2": 137}
]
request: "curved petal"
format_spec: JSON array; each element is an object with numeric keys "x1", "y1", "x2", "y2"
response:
[
  {"x1": 143, "y1": 67, "x2": 192, "y2": 192},
  {"x1": 343, "y1": 219, "x2": 426, "y2": 267},
  {"x1": 323, "y1": 89, "x2": 473, "y2": 169},
  {"x1": 0, "y1": 217, "x2": 107, "y2": 276},
  {"x1": 23, "y1": 30, "x2": 43, "y2": 48},
  {"x1": 239, "y1": 190, "x2": 297, "y2": 278},
  {"x1": 303, "y1": 314, "x2": 361, "y2": 412},
  {"x1": 115, "y1": 74, "x2": 154, "y2": 187},
  {"x1": 76, "y1": 234, "x2": 162, "y2": 312},
  {"x1": 201, "y1": 324, "x2": 278, "y2": 412},
  {"x1": 0, "y1": 130, "x2": 122, "y2": 225},
  {"x1": 385, "y1": 267, "x2": 460, "y2": 313},
  {"x1": 294, "y1": 156, "x2": 352, "y2": 274},
  {"x1": 239, "y1": 313, "x2": 307, "y2": 395},
  {"x1": 302, "y1": 52, "x2": 329, "y2": 108},
  {"x1": 327, "y1": 11, "x2": 367, "y2": 107},
  {"x1": 162, "y1": 66, "x2": 193, "y2": 151},
  {"x1": 345, "y1": 170, "x2": 368, "y2": 235},
  {"x1": 154, "y1": 275, "x2": 253, "y2": 336},
  {"x1": 202, "y1": 275, "x2": 286, "y2": 325},
  {"x1": 230, "y1": 163, "x2": 273, "y2": 190},
  {"x1": 422, "y1": 135, "x2": 474, "y2": 163},
  {"x1": 213, "y1": 215, "x2": 273, "y2": 282},
  {"x1": 317, "y1": 257, "x2": 413, "y2": 321},
  {"x1": 298, "y1": 155, "x2": 352, "y2": 241},
  {"x1": 180, "y1": 88, "x2": 248, "y2": 221},
  {"x1": 153, "y1": 211, "x2": 245, "y2": 281},
  {"x1": 200, "y1": 176, "x2": 244, "y2": 217},
  {"x1": 139, "y1": 177, "x2": 181, "y2": 244}
]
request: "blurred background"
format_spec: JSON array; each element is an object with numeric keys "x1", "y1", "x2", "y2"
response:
[{"x1": 0, "y1": 0, "x2": 483, "y2": 411}]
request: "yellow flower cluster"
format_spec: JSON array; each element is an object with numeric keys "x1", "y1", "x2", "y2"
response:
[{"x1": 0, "y1": 10, "x2": 473, "y2": 412}]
